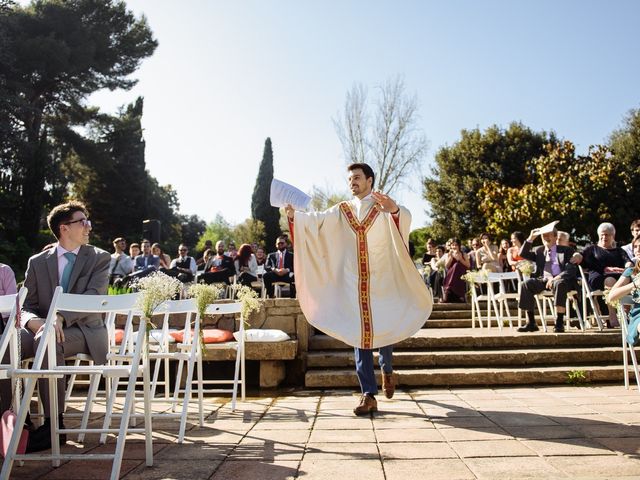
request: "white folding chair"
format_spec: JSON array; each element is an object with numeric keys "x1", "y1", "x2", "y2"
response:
[
  {"x1": 470, "y1": 274, "x2": 501, "y2": 329},
  {"x1": 104, "y1": 298, "x2": 200, "y2": 444},
  {"x1": 491, "y1": 272, "x2": 521, "y2": 329},
  {"x1": 0, "y1": 288, "x2": 29, "y2": 411},
  {"x1": 0, "y1": 288, "x2": 152, "y2": 480},
  {"x1": 617, "y1": 297, "x2": 640, "y2": 392},
  {"x1": 173, "y1": 301, "x2": 246, "y2": 422},
  {"x1": 578, "y1": 265, "x2": 606, "y2": 330}
]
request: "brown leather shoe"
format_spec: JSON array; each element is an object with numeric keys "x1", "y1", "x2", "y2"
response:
[
  {"x1": 353, "y1": 394, "x2": 378, "y2": 416},
  {"x1": 382, "y1": 372, "x2": 395, "y2": 399}
]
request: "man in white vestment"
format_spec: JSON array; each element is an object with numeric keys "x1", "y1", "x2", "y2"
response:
[{"x1": 286, "y1": 163, "x2": 432, "y2": 416}]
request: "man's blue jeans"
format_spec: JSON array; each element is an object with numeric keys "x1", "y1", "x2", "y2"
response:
[{"x1": 354, "y1": 345, "x2": 393, "y2": 396}]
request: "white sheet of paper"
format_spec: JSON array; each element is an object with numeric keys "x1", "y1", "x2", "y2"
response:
[
  {"x1": 270, "y1": 178, "x2": 312, "y2": 211},
  {"x1": 538, "y1": 220, "x2": 559, "y2": 234}
]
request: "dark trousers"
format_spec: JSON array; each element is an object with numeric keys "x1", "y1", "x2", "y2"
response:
[
  {"x1": 519, "y1": 277, "x2": 571, "y2": 314},
  {"x1": 262, "y1": 272, "x2": 295, "y2": 298},
  {"x1": 201, "y1": 271, "x2": 232, "y2": 285},
  {"x1": 354, "y1": 346, "x2": 393, "y2": 396}
]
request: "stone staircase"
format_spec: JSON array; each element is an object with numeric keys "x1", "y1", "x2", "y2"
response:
[{"x1": 304, "y1": 302, "x2": 632, "y2": 388}]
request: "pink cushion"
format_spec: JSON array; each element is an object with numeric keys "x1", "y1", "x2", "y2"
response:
[{"x1": 169, "y1": 329, "x2": 234, "y2": 344}]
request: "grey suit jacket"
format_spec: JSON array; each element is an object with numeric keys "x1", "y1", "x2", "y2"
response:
[{"x1": 21, "y1": 244, "x2": 111, "y2": 364}]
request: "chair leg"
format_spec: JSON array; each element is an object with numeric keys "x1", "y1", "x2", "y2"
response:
[
  {"x1": 171, "y1": 357, "x2": 185, "y2": 412},
  {"x1": 178, "y1": 354, "x2": 195, "y2": 443},
  {"x1": 143, "y1": 358, "x2": 153, "y2": 466},
  {"x1": 197, "y1": 355, "x2": 204, "y2": 427},
  {"x1": 78, "y1": 373, "x2": 100, "y2": 443},
  {"x1": 231, "y1": 344, "x2": 241, "y2": 411}
]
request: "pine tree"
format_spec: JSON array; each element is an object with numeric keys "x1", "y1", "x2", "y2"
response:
[{"x1": 251, "y1": 138, "x2": 280, "y2": 249}]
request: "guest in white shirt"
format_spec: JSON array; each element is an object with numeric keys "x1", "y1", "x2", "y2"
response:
[
  {"x1": 108, "y1": 237, "x2": 134, "y2": 284},
  {"x1": 234, "y1": 244, "x2": 259, "y2": 286}
]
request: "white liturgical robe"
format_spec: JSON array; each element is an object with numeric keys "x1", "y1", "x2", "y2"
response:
[{"x1": 293, "y1": 195, "x2": 433, "y2": 349}]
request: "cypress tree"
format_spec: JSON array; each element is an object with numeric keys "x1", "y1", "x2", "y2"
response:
[{"x1": 251, "y1": 138, "x2": 280, "y2": 249}]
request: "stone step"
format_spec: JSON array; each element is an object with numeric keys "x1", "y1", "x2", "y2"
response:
[
  {"x1": 432, "y1": 302, "x2": 472, "y2": 311},
  {"x1": 308, "y1": 330, "x2": 622, "y2": 351},
  {"x1": 304, "y1": 365, "x2": 632, "y2": 388},
  {"x1": 306, "y1": 347, "x2": 623, "y2": 368}
]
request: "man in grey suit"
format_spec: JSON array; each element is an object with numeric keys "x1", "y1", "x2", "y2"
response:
[
  {"x1": 517, "y1": 227, "x2": 577, "y2": 333},
  {"x1": 0, "y1": 201, "x2": 110, "y2": 452}
]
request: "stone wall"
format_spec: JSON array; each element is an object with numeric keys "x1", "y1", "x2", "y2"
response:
[{"x1": 115, "y1": 298, "x2": 312, "y2": 387}]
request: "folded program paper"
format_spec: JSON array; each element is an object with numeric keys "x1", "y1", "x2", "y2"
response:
[
  {"x1": 538, "y1": 220, "x2": 560, "y2": 234},
  {"x1": 270, "y1": 178, "x2": 312, "y2": 211}
]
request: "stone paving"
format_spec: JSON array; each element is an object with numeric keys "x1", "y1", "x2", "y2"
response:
[{"x1": 5, "y1": 385, "x2": 640, "y2": 479}]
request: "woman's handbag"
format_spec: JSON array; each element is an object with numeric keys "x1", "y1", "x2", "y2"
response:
[{"x1": 0, "y1": 296, "x2": 28, "y2": 457}]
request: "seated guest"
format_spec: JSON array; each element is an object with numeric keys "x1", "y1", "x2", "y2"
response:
[
  {"x1": 607, "y1": 245, "x2": 640, "y2": 346},
  {"x1": 576, "y1": 222, "x2": 630, "y2": 291},
  {"x1": 255, "y1": 246, "x2": 267, "y2": 267},
  {"x1": 622, "y1": 219, "x2": 640, "y2": 261},
  {"x1": 152, "y1": 243, "x2": 171, "y2": 269},
  {"x1": 234, "y1": 244, "x2": 259, "y2": 286},
  {"x1": 0, "y1": 263, "x2": 17, "y2": 331},
  {"x1": 427, "y1": 245, "x2": 446, "y2": 298},
  {"x1": 422, "y1": 238, "x2": 438, "y2": 265},
  {"x1": 476, "y1": 233, "x2": 502, "y2": 272},
  {"x1": 499, "y1": 238, "x2": 510, "y2": 272},
  {"x1": 129, "y1": 242, "x2": 140, "y2": 260},
  {"x1": 507, "y1": 231, "x2": 525, "y2": 270},
  {"x1": 201, "y1": 240, "x2": 236, "y2": 284},
  {"x1": 135, "y1": 239, "x2": 160, "y2": 271},
  {"x1": 442, "y1": 238, "x2": 470, "y2": 303},
  {"x1": 263, "y1": 235, "x2": 295, "y2": 298},
  {"x1": 0, "y1": 201, "x2": 110, "y2": 452},
  {"x1": 469, "y1": 237, "x2": 481, "y2": 270},
  {"x1": 196, "y1": 240, "x2": 213, "y2": 268},
  {"x1": 109, "y1": 237, "x2": 134, "y2": 285},
  {"x1": 167, "y1": 244, "x2": 197, "y2": 282},
  {"x1": 557, "y1": 231, "x2": 571, "y2": 247},
  {"x1": 225, "y1": 241, "x2": 238, "y2": 260},
  {"x1": 517, "y1": 227, "x2": 577, "y2": 333},
  {"x1": 576, "y1": 222, "x2": 630, "y2": 327}
]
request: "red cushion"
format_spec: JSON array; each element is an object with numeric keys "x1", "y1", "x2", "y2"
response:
[{"x1": 169, "y1": 329, "x2": 234, "y2": 344}]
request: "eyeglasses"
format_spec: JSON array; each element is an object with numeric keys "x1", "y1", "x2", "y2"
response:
[
  {"x1": 179, "y1": 249, "x2": 187, "y2": 252},
  {"x1": 64, "y1": 218, "x2": 91, "y2": 228}
]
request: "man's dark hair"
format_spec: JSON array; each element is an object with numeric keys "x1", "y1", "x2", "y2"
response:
[
  {"x1": 347, "y1": 163, "x2": 375, "y2": 190},
  {"x1": 631, "y1": 219, "x2": 640, "y2": 230},
  {"x1": 47, "y1": 201, "x2": 88, "y2": 239}
]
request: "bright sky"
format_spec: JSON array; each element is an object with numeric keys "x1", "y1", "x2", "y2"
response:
[{"x1": 20, "y1": 0, "x2": 640, "y2": 229}]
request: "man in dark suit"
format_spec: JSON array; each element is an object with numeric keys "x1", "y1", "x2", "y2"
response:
[
  {"x1": 134, "y1": 239, "x2": 160, "y2": 271},
  {"x1": 201, "y1": 240, "x2": 236, "y2": 284},
  {"x1": 0, "y1": 201, "x2": 110, "y2": 452},
  {"x1": 517, "y1": 227, "x2": 577, "y2": 333},
  {"x1": 263, "y1": 235, "x2": 295, "y2": 298}
]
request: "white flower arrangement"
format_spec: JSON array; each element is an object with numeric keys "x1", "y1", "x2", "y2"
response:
[
  {"x1": 515, "y1": 260, "x2": 535, "y2": 277},
  {"x1": 189, "y1": 283, "x2": 225, "y2": 319},
  {"x1": 233, "y1": 284, "x2": 262, "y2": 321},
  {"x1": 461, "y1": 269, "x2": 488, "y2": 284},
  {"x1": 134, "y1": 272, "x2": 183, "y2": 319},
  {"x1": 132, "y1": 272, "x2": 182, "y2": 357}
]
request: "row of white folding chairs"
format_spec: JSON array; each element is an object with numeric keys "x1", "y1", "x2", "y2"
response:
[
  {"x1": 470, "y1": 271, "x2": 520, "y2": 330},
  {"x1": 0, "y1": 287, "x2": 151, "y2": 480},
  {"x1": 0, "y1": 288, "x2": 246, "y2": 478},
  {"x1": 470, "y1": 271, "x2": 584, "y2": 332}
]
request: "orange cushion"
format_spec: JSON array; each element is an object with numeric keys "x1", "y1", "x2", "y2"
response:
[
  {"x1": 169, "y1": 329, "x2": 234, "y2": 344},
  {"x1": 114, "y1": 328, "x2": 125, "y2": 344}
]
